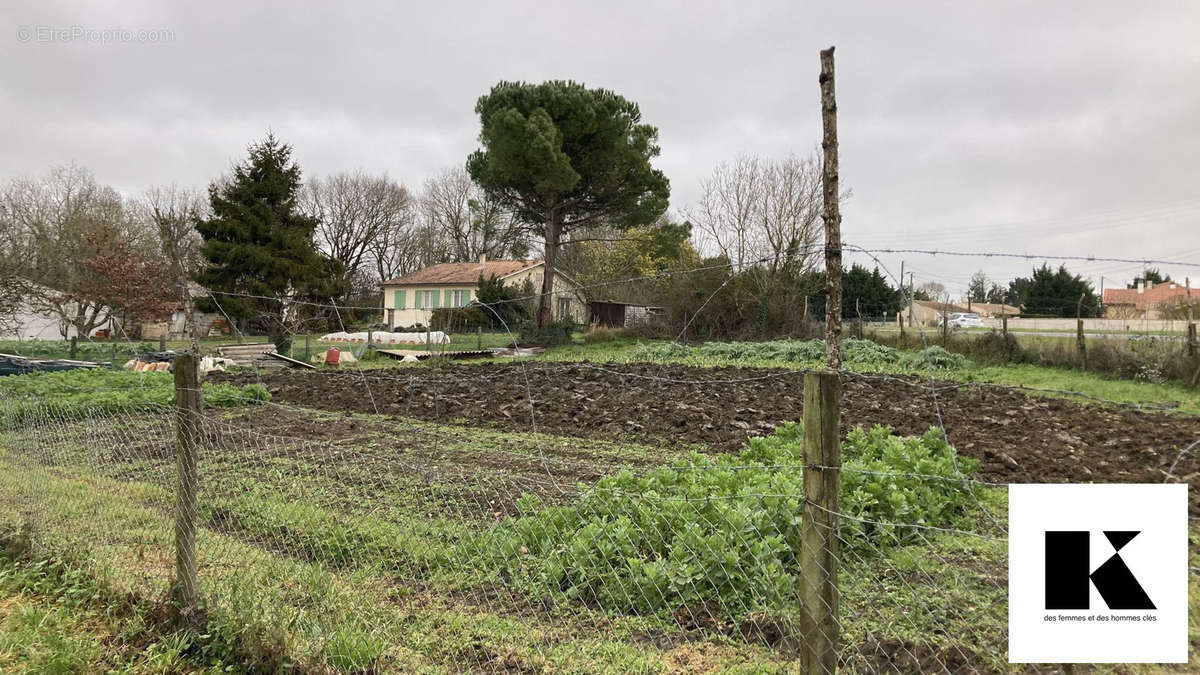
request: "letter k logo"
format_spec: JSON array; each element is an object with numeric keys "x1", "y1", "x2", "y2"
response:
[{"x1": 1045, "y1": 531, "x2": 1156, "y2": 610}]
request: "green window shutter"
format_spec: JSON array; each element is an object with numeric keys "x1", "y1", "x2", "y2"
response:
[
  {"x1": 432, "y1": 290, "x2": 440, "y2": 309},
  {"x1": 394, "y1": 290, "x2": 406, "y2": 309},
  {"x1": 444, "y1": 290, "x2": 452, "y2": 308},
  {"x1": 414, "y1": 290, "x2": 422, "y2": 309},
  {"x1": 464, "y1": 290, "x2": 471, "y2": 305}
]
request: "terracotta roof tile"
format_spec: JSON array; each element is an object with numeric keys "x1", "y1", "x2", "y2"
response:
[
  {"x1": 1103, "y1": 283, "x2": 1192, "y2": 310},
  {"x1": 383, "y1": 259, "x2": 542, "y2": 286}
]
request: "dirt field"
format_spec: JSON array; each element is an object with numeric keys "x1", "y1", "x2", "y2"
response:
[{"x1": 219, "y1": 362, "x2": 1200, "y2": 502}]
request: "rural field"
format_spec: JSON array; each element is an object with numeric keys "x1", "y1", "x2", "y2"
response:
[{"x1": 1, "y1": 336, "x2": 1197, "y2": 673}]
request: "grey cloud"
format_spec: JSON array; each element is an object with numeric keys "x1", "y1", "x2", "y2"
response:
[{"x1": 1, "y1": 0, "x2": 1198, "y2": 293}]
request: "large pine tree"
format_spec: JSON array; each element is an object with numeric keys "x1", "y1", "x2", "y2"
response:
[{"x1": 195, "y1": 134, "x2": 333, "y2": 350}]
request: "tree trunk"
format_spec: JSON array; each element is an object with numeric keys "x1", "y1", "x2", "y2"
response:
[{"x1": 537, "y1": 210, "x2": 562, "y2": 329}]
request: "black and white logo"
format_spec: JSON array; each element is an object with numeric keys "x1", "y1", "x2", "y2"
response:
[
  {"x1": 1045, "y1": 530, "x2": 1155, "y2": 610},
  {"x1": 1009, "y1": 484, "x2": 1186, "y2": 663}
]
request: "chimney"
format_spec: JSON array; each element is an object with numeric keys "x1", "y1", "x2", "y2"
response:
[
  {"x1": 1137, "y1": 280, "x2": 1145, "y2": 295},
  {"x1": 478, "y1": 253, "x2": 487, "y2": 266}
]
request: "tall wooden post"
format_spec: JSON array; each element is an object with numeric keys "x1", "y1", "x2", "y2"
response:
[
  {"x1": 801, "y1": 46, "x2": 844, "y2": 673},
  {"x1": 1002, "y1": 315, "x2": 1008, "y2": 338},
  {"x1": 477, "y1": 325, "x2": 483, "y2": 350},
  {"x1": 69, "y1": 335, "x2": 78, "y2": 360},
  {"x1": 172, "y1": 353, "x2": 202, "y2": 616},
  {"x1": 1188, "y1": 278, "x2": 1196, "y2": 359},
  {"x1": 819, "y1": 47, "x2": 842, "y2": 370},
  {"x1": 800, "y1": 371, "x2": 841, "y2": 673},
  {"x1": 1076, "y1": 294, "x2": 1087, "y2": 371}
]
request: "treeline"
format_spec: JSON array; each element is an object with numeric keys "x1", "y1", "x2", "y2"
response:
[{"x1": 0, "y1": 141, "x2": 536, "y2": 342}]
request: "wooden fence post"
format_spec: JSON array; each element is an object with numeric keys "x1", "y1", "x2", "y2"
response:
[
  {"x1": 819, "y1": 46, "x2": 842, "y2": 370},
  {"x1": 800, "y1": 370, "x2": 841, "y2": 673},
  {"x1": 1077, "y1": 318, "x2": 1087, "y2": 370},
  {"x1": 477, "y1": 325, "x2": 483, "y2": 350},
  {"x1": 69, "y1": 335, "x2": 78, "y2": 360},
  {"x1": 172, "y1": 353, "x2": 202, "y2": 617},
  {"x1": 1076, "y1": 294, "x2": 1087, "y2": 371},
  {"x1": 1187, "y1": 322, "x2": 1196, "y2": 359},
  {"x1": 1002, "y1": 315, "x2": 1008, "y2": 338}
]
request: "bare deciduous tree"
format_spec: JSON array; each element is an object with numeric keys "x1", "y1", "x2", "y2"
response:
[
  {"x1": 421, "y1": 166, "x2": 529, "y2": 263},
  {"x1": 690, "y1": 153, "x2": 825, "y2": 275},
  {"x1": 142, "y1": 185, "x2": 207, "y2": 349},
  {"x1": 0, "y1": 165, "x2": 155, "y2": 338},
  {"x1": 301, "y1": 170, "x2": 416, "y2": 290}
]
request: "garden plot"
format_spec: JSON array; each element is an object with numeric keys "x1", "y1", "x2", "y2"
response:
[
  {"x1": 1, "y1": 400, "x2": 1020, "y2": 672},
  {"x1": 219, "y1": 362, "x2": 1200, "y2": 511}
]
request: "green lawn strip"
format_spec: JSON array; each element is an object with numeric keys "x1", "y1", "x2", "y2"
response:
[
  {"x1": 0, "y1": 555, "x2": 219, "y2": 674},
  {"x1": 0, "y1": 450, "x2": 788, "y2": 672},
  {"x1": 963, "y1": 364, "x2": 1200, "y2": 412},
  {"x1": 0, "y1": 369, "x2": 270, "y2": 426},
  {"x1": 533, "y1": 339, "x2": 1200, "y2": 414}
]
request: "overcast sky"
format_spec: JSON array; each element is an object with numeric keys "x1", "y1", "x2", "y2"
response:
[{"x1": 3, "y1": 1, "x2": 1199, "y2": 299}]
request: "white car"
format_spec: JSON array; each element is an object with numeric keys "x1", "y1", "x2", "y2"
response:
[{"x1": 943, "y1": 312, "x2": 983, "y2": 328}]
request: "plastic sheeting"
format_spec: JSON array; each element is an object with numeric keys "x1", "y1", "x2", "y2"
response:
[{"x1": 319, "y1": 331, "x2": 450, "y2": 345}]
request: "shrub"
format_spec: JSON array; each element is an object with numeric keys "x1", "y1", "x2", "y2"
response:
[
  {"x1": 429, "y1": 306, "x2": 490, "y2": 332},
  {"x1": 518, "y1": 318, "x2": 577, "y2": 347},
  {"x1": 903, "y1": 346, "x2": 970, "y2": 370},
  {"x1": 482, "y1": 422, "x2": 980, "y2": 616}
]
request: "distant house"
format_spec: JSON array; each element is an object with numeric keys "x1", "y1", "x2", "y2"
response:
[
  {"x1": 380, "y1": 255, "x2": 587, "y2": 329},
  {"x1": 1103, "y1": 281, "x2": 1194, "y2": 319},
  {"x1": 965, "y1": 302, "x2": 1020, "y2": 319},
  {"x1": 899, "y1": 300, "x2": 969, "y2": 327},
  {"x1": 1, "y1": 281, "x2": 88, "y2": 340}
]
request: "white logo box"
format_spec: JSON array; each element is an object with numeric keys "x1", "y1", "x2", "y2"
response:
[{"x1": 1008, "y1": 483, "x2": 1188, "y2": 663}]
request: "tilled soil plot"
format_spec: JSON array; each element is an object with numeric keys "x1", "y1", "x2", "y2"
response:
[{"x1": 219, "y1": 362, "x2": 1199, "y2": 505}]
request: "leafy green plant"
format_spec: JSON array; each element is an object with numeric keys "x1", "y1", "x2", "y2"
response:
[
  {"x1": 631, "y1": 338, "x2": 903, "y2": 367},
  {"x1": 479, "y1": 422, "x2": 980, "y2": 617},
  {"x1": 0, "y1": 369, "x2": 269, "y2": 427},
  {"x1": 903, "y1": 346, "x2": 971, "y2": 370}
]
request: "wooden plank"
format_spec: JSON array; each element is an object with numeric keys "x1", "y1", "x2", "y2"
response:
[{"x1": 264, "y1": 351, "x2": 318, "y2": 370}]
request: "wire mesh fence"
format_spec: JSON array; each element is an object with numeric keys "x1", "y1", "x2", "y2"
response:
[
  {"x1": 1, "y1": 242, "x2": 1198, "y2": 672},
  {"x1": 2, "y1": 344, "x2": 1195, "y2": 672}
]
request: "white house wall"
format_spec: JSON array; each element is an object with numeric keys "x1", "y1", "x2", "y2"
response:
[{"x1": 381, "y1": 267, "x2": 587, "y2": 328}]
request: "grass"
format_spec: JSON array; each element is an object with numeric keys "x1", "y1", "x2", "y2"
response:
[
  {"x1": 0, "y1": 554, "x2": 217, "y2": 674},
  {"x1": 0, "y1": 399, "x2": 1039, "y2": 672}
]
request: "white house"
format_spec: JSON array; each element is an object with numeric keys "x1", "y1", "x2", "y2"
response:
[{"x1": 380, "y1": 256, "x2": 587, "y2": 329}]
